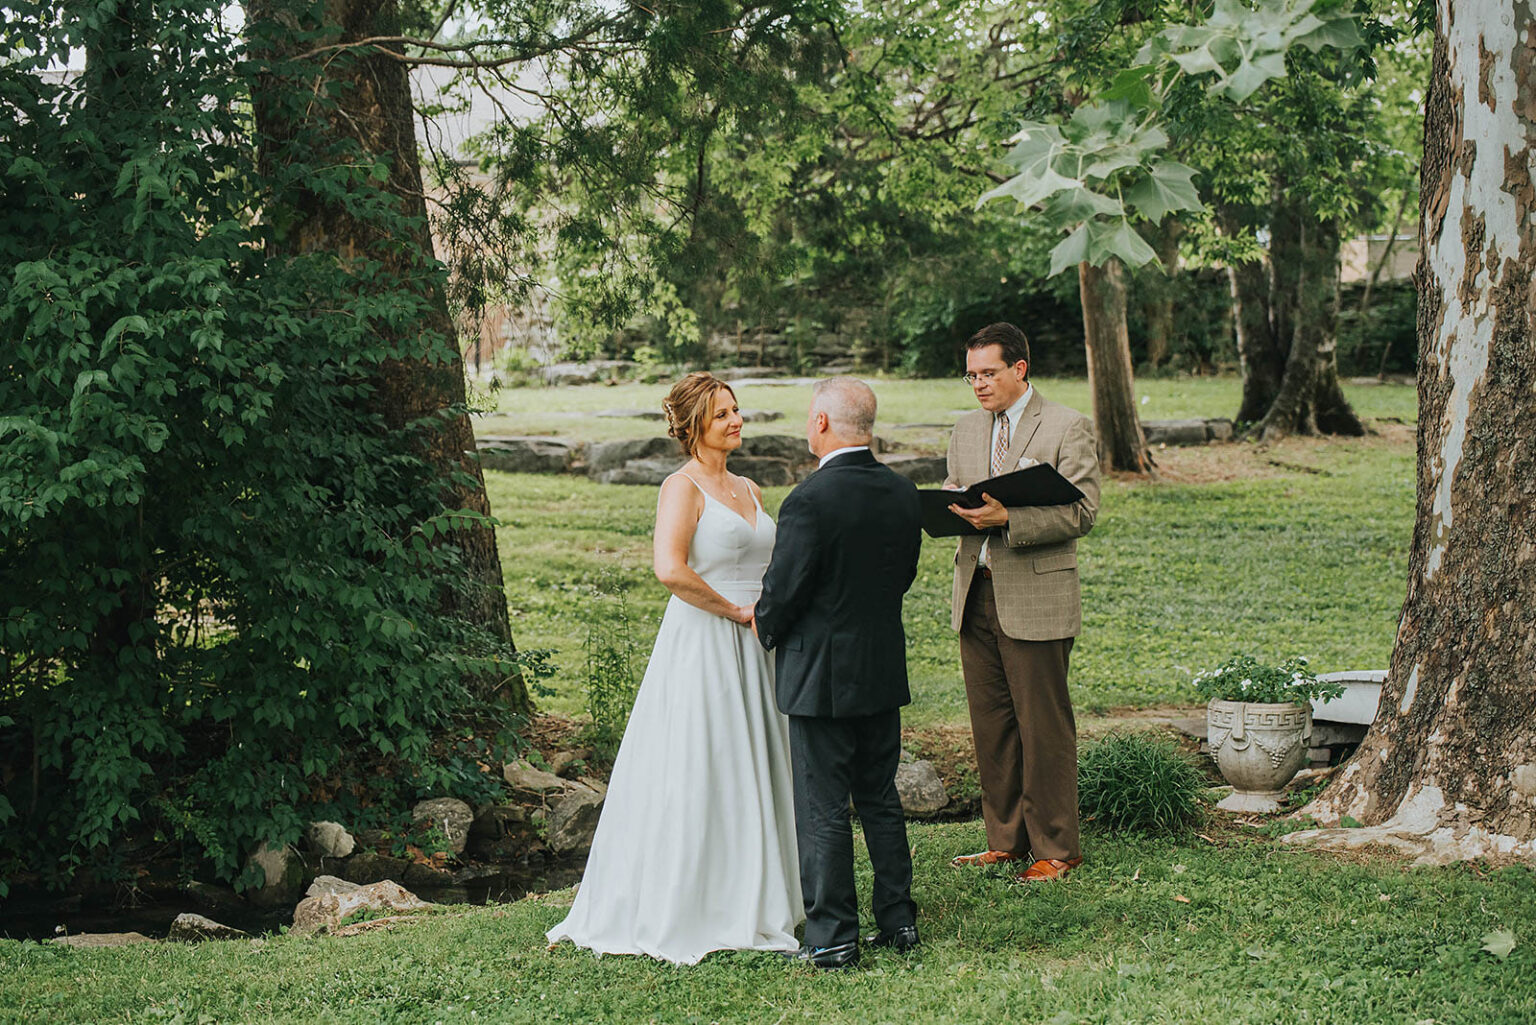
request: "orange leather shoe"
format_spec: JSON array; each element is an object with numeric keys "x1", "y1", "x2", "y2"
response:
[
  {"x1": 1017, "y1": 857, "x2": 1083, "y2": 882},
  {"x1": 950, "y1": 849, "x2": 1023, "y2": 868}
]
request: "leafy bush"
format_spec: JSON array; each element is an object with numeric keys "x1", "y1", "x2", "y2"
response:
[
  {"x1": 1078, "y1": 732, "x2": 1207, "y2": 833},
  {"x1": 0, "y1": 0, "x2": 514, "y2": 892},
  {"x1": 1192, "y1": 655, "x2": 1345, "y2": 704}
]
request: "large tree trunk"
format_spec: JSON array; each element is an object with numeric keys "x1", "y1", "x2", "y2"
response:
[
  {"x1": 1140, "y1": 217, "x2": 1183, "y2": 369},
  {"x1": 247, "y1": 0, "x2": 524, "y2": 706},
  {"x1": 1296, "y1": 1, "x2": 1536, "y2": 863},
  {"x1": 1218, "y1": 204, "x2": 1287, "y2": 423},
  {"x1": 1256, "y1": 210, "x2": 1365, "y2": 440},
  {"x1": 1079, "y1": 259, "x2": 1154, "y2": 474}
]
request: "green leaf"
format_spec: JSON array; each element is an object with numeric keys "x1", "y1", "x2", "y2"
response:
[
  {"x1": 1047, "y1": 223, "x2": 1092, "y2": 278},
  {"x1": 1482, "y1": 929, "x2": 1517, "y2": 960},
  {"x1": 1043, "y1": 187, "x2": 1125, "y2": 224},
  {"x1": 1123, "y1": 161, "x2": 1202, "y2": 222},
  {"x1": 1219, "y1": 51, "x2": 1290, "y2": 103},
  {"x1": 1087, "y1": 218, "x2": 1158, "y2": 269},
  {"x1": 1102, "y1": 66, "x2": 1158, "y2": 108}
]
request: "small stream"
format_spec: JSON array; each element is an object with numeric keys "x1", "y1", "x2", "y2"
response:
[{"x1": 0, "y1": 857, "x2": 587, "y2": 942}]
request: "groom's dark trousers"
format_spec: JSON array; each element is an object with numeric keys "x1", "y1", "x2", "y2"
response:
[{"x1": 755, "y1": 448, "x2": 923, "y2": 950}]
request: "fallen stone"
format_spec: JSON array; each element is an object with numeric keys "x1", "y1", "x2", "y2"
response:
[
  {"x1": 167, "y1": 913, "x2": 248, "y2": 942},
  {"x1": 52, "y1": 932, "x2": 156, "y2": 948},
  {"x1": 895, "y1": 761, "x2": 949, "y2": 817},
  {"x1": 476, "y1": 436, "x2": 582, "y2": 474},
  {"x1": 1206, "y1": 418, "x2": 1235, "y2": 442},
  {"x1": 411, "y1": 797, "x2": 475, "y2": 855},
  {"x1": 879, "y1": 454, "x2": 947, "y2": 485},
  {"x1": 594, "y1": 457, "x2": 686, "y2": 486},
  {"x1": 547, "y1": 788, "x2": 605, "y2": 852},
  {"x1": 587, "y1": 436, "x2": 678, "y2": 473},
  {"x1": 403, "y1": 861, "x2": 457, "y2": 889},
  {"x1": 731, "y1": 456, "x2": 796, "y2": 487},
  {"x1": 594, "y1": 408, "x2": 666, "y2": 420},
  {"x1": 504, "y1": 760, "x2": 570, "y2": 793},
  {"x1": 547, "y1": 749, "x2": 592, "y2": 778},
  {"x1": 471, "y1": 802, "x2": 527, "y2": 839},
  {"x1": 306, "y1": 875, "x2": 361, "y2": 898},
  {"x1": 246, "y1": 842, "x2": 305, "y2": 908},
  {"x1": 291, "y1": 880, "x2": 433, "y2": 937},
  {"x1": 738, "y1": 433, "x2": 808, "y2": 463},
  {"x1": 1143, "y1": 419, "x2": 1211, "y2": 446},
  {"x1": 342, "y1": 852, "x2": 411, "y2": 886},
  {"x1": 305, "y1": 821, "x2": 356, "y2": 859}
]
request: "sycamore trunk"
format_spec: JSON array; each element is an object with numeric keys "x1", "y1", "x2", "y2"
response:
[{"x1": 1307, "y1": 1, "x2": 1536, "y2": 852}]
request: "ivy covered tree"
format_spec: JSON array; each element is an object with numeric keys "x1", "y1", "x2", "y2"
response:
[{"x1": 1, "y1": 0, "x2": 521, "y2": 890}]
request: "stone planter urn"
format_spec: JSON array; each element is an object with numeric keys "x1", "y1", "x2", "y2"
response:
[{"x1": 1206, "y1": 700, "x2": 1311, "y2": 813}]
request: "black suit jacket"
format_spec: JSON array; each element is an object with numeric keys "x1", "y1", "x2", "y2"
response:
[{"x1": 755, "y1": 449, "x2": 923, "y2": 718}]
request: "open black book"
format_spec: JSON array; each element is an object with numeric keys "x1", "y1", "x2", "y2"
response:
[{"x1": 917, "y1": 464, "x2": 1085, "y2": 538}]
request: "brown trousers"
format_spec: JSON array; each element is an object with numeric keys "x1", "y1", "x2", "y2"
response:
[{"x1": 959, "y1": 576, "x2": 1081, "y2": 862}]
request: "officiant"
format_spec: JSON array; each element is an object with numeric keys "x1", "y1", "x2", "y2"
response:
[{"x1": 942, "y1": 322, "x2": 1101, "y2": 884}]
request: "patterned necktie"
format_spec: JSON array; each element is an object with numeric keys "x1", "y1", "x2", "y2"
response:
[{"x1": 992, "y1": 411, "x2": 1010, "y2": 478}]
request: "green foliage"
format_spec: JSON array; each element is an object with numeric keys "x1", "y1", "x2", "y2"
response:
[
  {"x1": 982, "y1": 0, "x2": 1370, "y2": 275},
  {"x1": 1078, "y1": 731, "x2": 1207, "y2": 833},
  {"x1": 1193, "y1": 655, "x2": 1346, "y2": 704},
  {"x1": 581, "y1": 573, "x2": 640, "y2": 759},
  {"x1": 0, "y1": 0, "x2": 513, "y2": 892}
]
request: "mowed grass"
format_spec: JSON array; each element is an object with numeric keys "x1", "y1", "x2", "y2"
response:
[
  {"x1": 6, "y1": 823, "x2": 1533, "y2": 1024},
  {"x1": 484, "y1": 377, "x2": 1416, "y2": 723}
]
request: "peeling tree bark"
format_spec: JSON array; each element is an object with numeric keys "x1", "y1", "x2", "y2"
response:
[
  {"x1": 1079, "y1": 258, "x2": 1154, "y2": 474},
  {"x1": 247, "y1": 0, "x2": 524, "y2": 706},
  {"x1": 1299, "y1": 0, "x2": 1536, "y2": 864}
]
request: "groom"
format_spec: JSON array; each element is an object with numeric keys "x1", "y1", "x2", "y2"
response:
[{"x1": 753, "y1": 377, "x2": 923, "y2": 971}]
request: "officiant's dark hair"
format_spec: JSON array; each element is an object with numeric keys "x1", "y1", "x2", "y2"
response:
[
  {"x1": 966, "y1": 322, "x2": 1031, "y2": 378},
  {"x1": 663, "y1": 372, "x2": 736, "y2": 456}
]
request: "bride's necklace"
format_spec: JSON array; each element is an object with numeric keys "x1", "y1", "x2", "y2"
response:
[{"x1": 697, "y1": 468, "x2": 737, "y2": 499}]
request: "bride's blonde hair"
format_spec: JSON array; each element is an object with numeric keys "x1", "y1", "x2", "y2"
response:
[{"x1": 663, "y1": 372, "x2": 735, "y2": 456}]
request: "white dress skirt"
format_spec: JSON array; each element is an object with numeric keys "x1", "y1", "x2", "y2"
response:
[{"x1": 545, "y1": 476, "x2": 803, "y2": 964}]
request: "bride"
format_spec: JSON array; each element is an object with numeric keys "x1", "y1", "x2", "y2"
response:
[{"x1": 545, "y1": 371, "x2": 802, "y2": 964}]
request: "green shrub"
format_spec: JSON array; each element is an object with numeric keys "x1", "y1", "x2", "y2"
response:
[
  {"x1": 0, "y1": 1, "x2": 514, "y2": 892},
  {"x1": 1078, "y1": 731, "x2": 1207, "y2": 833}
]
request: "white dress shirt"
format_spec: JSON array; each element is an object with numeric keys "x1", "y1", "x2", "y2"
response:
[
  {"x1": 979, "y1": 385, "x2": 1033, "y2": 569},
  {"x1": 818, "y1": 444, "x2": 870, "y2": 468}
]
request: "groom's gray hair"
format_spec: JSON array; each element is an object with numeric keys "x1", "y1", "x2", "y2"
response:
[{"x1": 811, "y1": 376, "x2": 877, "y2": 441}]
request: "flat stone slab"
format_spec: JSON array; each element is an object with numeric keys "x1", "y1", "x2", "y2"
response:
[
  {"x1": 594, "y1": 409, "x2": 666, "y2": 420},
  {"x1": 53, "y1": 932, "x2": 156, "y2": 948}
]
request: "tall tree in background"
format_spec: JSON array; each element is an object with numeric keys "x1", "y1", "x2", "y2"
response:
[
  {"x1": 1301, "y1": 0, "x2": 1536, "y2": 860},
  {"x1": 245, "y1": 0, "x2": 521, "y2": 703}
]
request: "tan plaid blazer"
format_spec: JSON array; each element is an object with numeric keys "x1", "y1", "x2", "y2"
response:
[{"x1": 945, "y1": 389, "x2": 1101, "y2": 640}]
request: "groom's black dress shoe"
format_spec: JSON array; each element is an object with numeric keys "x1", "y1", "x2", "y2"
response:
[
  {"x1": 866, "y1": 924, "x2": 920, "y2": 952},
  {"x1": 785, "y1": 940, "x2": 860, "y2": 970}
]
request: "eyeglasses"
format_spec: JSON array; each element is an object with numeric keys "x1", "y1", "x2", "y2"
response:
[{"x1": 962, "y1": 369, "x2": 1011, "y2": 385}]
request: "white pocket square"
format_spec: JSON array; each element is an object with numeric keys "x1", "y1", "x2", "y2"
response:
[{"x1": 1016, "y1": 456, "x2": 1039, "y2": 470}]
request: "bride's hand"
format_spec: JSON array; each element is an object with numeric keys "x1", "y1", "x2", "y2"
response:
[{"x1": 731, "y1": 604, "x2": 755, "y2": 625}]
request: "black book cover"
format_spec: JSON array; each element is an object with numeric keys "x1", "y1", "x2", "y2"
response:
[{"x1": 917, "y1": 464, "x2": 1085, "y2": 538}]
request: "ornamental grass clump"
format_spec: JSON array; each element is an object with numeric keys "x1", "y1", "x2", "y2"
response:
[
  {"x1": 1077, "y1": 731, "x2": 1207, "y2": 833},
  {"x1": 1192, "y1": 655, "x2": 1345, "y2": 704}
]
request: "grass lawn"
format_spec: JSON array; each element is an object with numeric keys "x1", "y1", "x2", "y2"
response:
[
  {"x1": 8, "y1": 377, "x2": 1526, "y2": 1024},
  {"x1": 484, "y1": 376, "x2": 1416, "y2": 722},
  {"x1": 6, "y1": 823, "x2": 1533, "y2": 1024}
]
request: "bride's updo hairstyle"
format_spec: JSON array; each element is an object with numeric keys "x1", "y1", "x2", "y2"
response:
[{"x1": 663, "y1": 372, "x2": 735, "y2": 456}]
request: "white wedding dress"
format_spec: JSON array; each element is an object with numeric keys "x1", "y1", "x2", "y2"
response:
[{"x1": 545, "y1": 473, "x2": 803, "y2": 964}]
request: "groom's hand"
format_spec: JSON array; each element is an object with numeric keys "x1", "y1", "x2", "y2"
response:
[{"x1": 949, "y1": 492, "x2": 1009, "y2": 529}]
